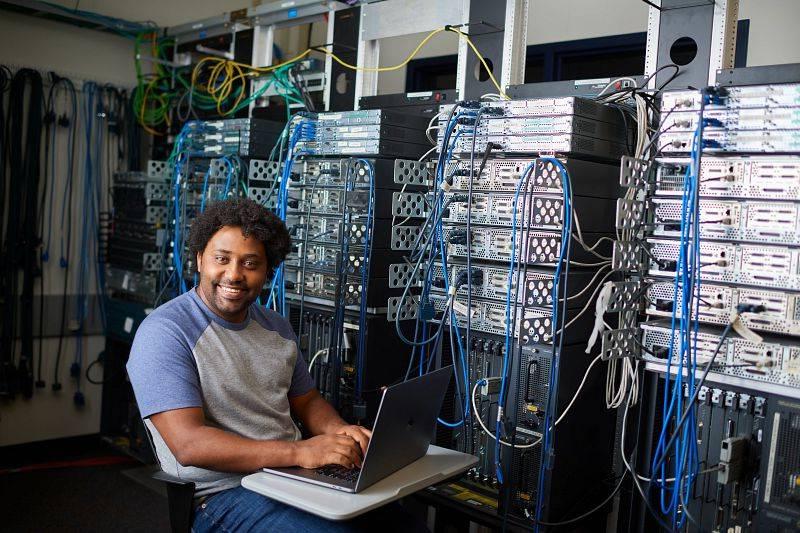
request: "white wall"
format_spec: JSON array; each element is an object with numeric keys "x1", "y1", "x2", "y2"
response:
[
  {"x1": 0, "y1": 0, "x2": 320, "y2": 446},
  {"x1": 374, "y1": 0, "x2": 800, "y2": 94},
  {"x1": 0, "y1": 9, "x2": 135, "y2": 446},
  {"x1": 0, "y1": 337, "x2": 106, "y2": 447}
]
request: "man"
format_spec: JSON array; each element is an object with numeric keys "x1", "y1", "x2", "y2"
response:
[{"x1": 127, "y1": 198, "x2": 384, "y2": 532}]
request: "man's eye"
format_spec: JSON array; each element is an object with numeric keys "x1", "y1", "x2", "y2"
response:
[{"x1": 215, "y1": 256, "x2": 228, "y2": 263}]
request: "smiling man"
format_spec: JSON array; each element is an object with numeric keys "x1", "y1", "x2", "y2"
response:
[{"x1": 126, "y1": 198, "x2": 373, "y2": 532}]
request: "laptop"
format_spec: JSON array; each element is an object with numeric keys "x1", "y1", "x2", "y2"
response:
[{"x1": 263, "y1": 366, "x2": 453, "y2": 493}]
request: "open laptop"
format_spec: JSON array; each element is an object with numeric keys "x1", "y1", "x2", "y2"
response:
[{"x1": 263, "y1": 366, "x2": 453, "y2": 493}]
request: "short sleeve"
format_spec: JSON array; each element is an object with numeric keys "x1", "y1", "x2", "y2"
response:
[
  {"x1": 287, "y1": 348, "x2": 315, "y2": 398},
  {"x1": 126, "y1": 316, "x2": 203, "y2": 418}
]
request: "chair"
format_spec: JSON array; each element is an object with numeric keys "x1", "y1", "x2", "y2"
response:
[{"x1": 143, "y1": 422, "x2": 196, "y2": 533}]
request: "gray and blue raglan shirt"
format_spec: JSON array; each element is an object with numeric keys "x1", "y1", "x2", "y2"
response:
[{"x1": 126, "y1": 288, "x2": 315, "y2": 496}]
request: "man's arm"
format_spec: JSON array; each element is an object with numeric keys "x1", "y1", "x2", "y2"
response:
[
  {"x1": 289, "y1": 389, "x2": 372, "y2": 456},
  {"x1": 150, "y1": 407, "x2": 364, "y2": 471}
]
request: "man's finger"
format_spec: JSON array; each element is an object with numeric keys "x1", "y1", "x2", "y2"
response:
[
  {"x1": 336, "y1": 446, "x2": 360, "y2": 468},
  {"x1": 349, "y1": 429, "x2": 369, "y2": 455}
]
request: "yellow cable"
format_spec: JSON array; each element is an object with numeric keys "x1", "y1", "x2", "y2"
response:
[
  {"x1": 317, "y1": 28, "x2": 446, "y2": 73},
  {"x1": 187, "y1": 26, "x2": 509, "y2": 115}
]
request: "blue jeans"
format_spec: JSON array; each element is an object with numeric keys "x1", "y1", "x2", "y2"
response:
[{"x1": 192, "y1": 485, "x2": 428, "y2": 532}]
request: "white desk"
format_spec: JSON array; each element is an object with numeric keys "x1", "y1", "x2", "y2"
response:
[{"x1": 241, "y1": 445, "x2": 477, "y2": 521}]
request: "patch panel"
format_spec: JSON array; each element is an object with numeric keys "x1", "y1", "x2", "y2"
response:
[
  {"x1": 646, "y1": 280, "x2": 800, "y2": 336},
  {"x1": 641, "y1": 319, "x2": 800, "y2": 391},
  {"x1": 647, "y1": 237, "x2": 800, "y2": 292},
  {"x1": 652, "y1": 156, "x2": 800, "y2": 201},
  {"x1": 651, "y1": 197, "x2": 800, "y2": 245}
]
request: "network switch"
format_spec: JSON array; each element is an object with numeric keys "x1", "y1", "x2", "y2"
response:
[
  {"x1": 661, "y1": 83, "x2": 800, "y2": 112},
  {"x1": 651, "y1": 197, "x2": 800, "y2": 245},
  {"x1": 316, "y1": 123, "x2": 427, "y2": 144},
  {"x1": 316, "y1": 109, "x2": 430, "y2": 129},
  {"x1": 429, "y1": 293, "x2": 595, "y2": 342},
  {"x1": 641, "y1": 319, "x2": 800, "y2": 391},
  {"x1": 427, "y1": 262, "x2": 600, "y2": 308},
  {"x1": 442, "y1": 191, "x2": 616, "y2": 231},
  {"x1": 661, "y1": 106, "x2": 800, "y2": 133},
  {"x1": 445, "y1": 132, "x2": 627, "y2": 160},
  {"x1": 646, "y1": 237, "x2": 800, "y2": 292},
  {"x1": 652, "y1": 156, "x2": 800, "y2": 201},
  {"x1": 646, "y1": 280, "x2": 800, "y2": 336},
  {"x1": 660, "y1": 129, "x2": 800, "y2": 154},
  {"x1": 440, "y1": 157, "x2": 621, "y2": 198},
  {"x1": 443, "y1": 225, "x2": 611, "y2": 265}
]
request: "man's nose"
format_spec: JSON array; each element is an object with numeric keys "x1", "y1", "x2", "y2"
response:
[{"x1": 225, "y1": 261, "x2": 245, "y2": 282}]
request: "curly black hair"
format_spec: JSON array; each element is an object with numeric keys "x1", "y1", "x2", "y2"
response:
[{"x1": 188, "y1": 198, "x2": 291, "y2": 279}]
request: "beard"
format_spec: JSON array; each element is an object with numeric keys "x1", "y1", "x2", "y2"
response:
[{"x1": 201, "y1": 278, "x2": 256, "y2": 321}]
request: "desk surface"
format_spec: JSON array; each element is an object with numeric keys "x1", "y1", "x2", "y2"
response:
[{"x1": 241, "y1": 445, "x2": 477, "y2": 521}]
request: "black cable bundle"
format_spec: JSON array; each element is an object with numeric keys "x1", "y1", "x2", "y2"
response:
[
  {"x1": 1, "y1": 69, "x2": 44, "y2": 399},
  {"x1": 0, "y1": 65, "x2": 12, "y2": 397},
  {"x1": 125, "y1": 91, "x2": 142, "y2": 171}
]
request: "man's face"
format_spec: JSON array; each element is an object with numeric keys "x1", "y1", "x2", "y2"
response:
[{"x1": 196, "y1": 226, "x2": 268, "y2": 323}]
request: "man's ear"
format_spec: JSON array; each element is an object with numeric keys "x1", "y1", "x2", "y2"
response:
[{"x1": 196, "y1": 251, "x2": 202, "y2": 272}]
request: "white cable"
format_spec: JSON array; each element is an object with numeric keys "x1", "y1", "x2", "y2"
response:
[
  {"x1": 426, "y1": 112, "x2": 444, "y2": 145},
  {"x1": 473, "y1": 354, "x2": 602, "y2": 449},
  {"x1": 554, "y1": 354, "x2": 602, "y2": 426},
  {"x1": 618, "y1": 370, "x2": 719, "y2": 483},
  {"x1": 308, "y1": 348, "x2": 328, "y2": 371},
  {"x1": 596, "y1": 77, "x2": 638, "y2": 98},
  {"x1": 471, "y1": 378, "x2": 539, "y2": 449},
  {"x1": 572, "y1": 208, "x2": 613, "y2": 259},
  {"x1": 569, "y1": 260, "x2": 612, "y2": 267},
  {"x1": 564, "y1": 263, "x2": 612, "y2": 301},
  {"x1": 558, "y1": 269, "x2": 615, "y2": 333}
]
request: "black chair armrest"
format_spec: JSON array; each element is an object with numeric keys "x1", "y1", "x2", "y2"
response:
[{"x1": 152, "y1": 471, "x2": 196, "y2": 533}]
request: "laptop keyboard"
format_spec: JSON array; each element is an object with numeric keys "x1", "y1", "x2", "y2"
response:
[{"x1": 315, "y1": 465, "x2": 361, "y2": 483}]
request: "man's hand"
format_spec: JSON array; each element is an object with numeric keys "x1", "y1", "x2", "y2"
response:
[
  {"x1": 293, "y1": 434, "x2": 364, "y2": 469},
  {"x1": 334, "y1": 425, "x2": 372, "y2": 456}
]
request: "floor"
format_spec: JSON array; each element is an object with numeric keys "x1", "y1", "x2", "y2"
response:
[{"x1": 0, "y1": 435, "x2": 170, "y2": 532}]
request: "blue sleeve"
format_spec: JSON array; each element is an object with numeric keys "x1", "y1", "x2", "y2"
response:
[
  {"x1": 288, "y1": 348, "x2": 315, "y2": 398},
  {"x1": 126, "y1": 315, "x2": 203, "y2": 418}
]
